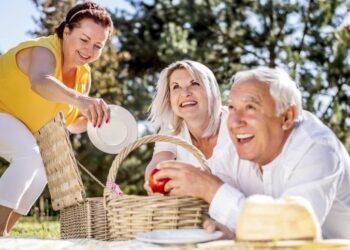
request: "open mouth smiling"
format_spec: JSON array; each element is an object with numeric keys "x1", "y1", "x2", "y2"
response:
[
  {"x1": 179, "y1": 101, "x2": 197, "y2": 108},
  {"x1": 236, "y1": 133, "x2": 255, "y2": 143},
  {"x1": 77, "y1": 51, "x2": 90, "y2": 61}
]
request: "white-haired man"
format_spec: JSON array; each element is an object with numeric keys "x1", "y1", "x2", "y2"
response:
[{"x1": 155, "y1": 67, "x2": 350, "y2": 239}]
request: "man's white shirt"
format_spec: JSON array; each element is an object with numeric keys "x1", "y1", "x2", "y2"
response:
[{"x1": 209, "y1": 111, "x2": 350, "y2": 239}]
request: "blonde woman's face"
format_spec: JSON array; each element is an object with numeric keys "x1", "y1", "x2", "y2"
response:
[
  {"x1": 63, "y1": 18, "x2": 109, "y2": 66},
  {"x1": 168, "y1": 68, "x2": 209, "y2": 121}
]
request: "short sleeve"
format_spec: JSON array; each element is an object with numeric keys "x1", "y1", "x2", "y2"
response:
[{"x1": 153, "y1": 127, "x2": 177, "y2": 155}]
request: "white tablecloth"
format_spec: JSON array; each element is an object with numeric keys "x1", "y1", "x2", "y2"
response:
[
  {"x1": 0, "y1": 237, "x2": 188, "y2": 250},
  {"x1": 3, "y1": 238, "x2": 349, "y2": 250}
]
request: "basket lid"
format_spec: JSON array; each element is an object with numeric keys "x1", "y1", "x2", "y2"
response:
[{"x1": 34, "y1": 113, "x2": 86, "y2": 210}]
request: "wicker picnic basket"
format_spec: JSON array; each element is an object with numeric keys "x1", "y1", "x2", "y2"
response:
[{"x1": 34, "y1": 113, "x2": 210, "y2": 240}]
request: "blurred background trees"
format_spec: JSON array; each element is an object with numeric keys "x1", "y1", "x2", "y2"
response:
[
  {"x1": 113, "y1": 0, "x2": 350, "y2": 145},
  {"x1": 0, "y1": 0, "x2": 349, "y2": 216}
]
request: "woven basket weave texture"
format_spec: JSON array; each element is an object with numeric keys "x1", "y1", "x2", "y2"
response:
[
  {"x1": 35, "y1": 113, "x2": 210, "y2": 241},
  {"x1": 34, "y1": 113, "x2": 85, "y2": 210},
  {"x1": 103, "y1": 133, "x2": 211, "y2": 240},
  {"x1": 60, "y1": 197, "x2": 107, "y2": 240}
]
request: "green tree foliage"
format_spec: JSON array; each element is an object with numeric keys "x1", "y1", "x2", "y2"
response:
[
  {"x1": 112, "y1": 0, "x2": 350, "y2": 148},
  {"x1": 31, "y1": 0, "x2": 76, "y2": 36},
  {"x1": 1, "y1": 0, "x2": 349, "y2": 216}
]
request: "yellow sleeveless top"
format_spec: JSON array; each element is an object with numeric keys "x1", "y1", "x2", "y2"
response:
[{"x1": 0, "y1": 34, "x2": 90, "y2": 133}]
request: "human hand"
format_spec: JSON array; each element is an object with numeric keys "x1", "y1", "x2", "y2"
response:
[
  {"x1": 155, "y1": 161, "x2": 223, "y2": 202},
  {"x1": 203, "y1": 219, "x2": 235, "y2": 240},
  {"x1": 76, "y1": 96, "x2": 110, "y2": 128}
]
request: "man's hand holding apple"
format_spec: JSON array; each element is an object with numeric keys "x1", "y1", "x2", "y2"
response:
[
  {"x1": 147, "y1": 168, "x2": 170, "y2": 194},
  {"x1": 153, "y1": 160, "x2": 223, "y2": 203}
]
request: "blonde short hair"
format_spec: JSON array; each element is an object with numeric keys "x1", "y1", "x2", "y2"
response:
[{"x1": 149, "y1": 60, "x2": 222, "y2": 137}]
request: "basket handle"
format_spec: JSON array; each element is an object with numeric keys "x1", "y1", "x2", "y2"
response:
[{"x1": 105, "y1": 134, "x2": 210, "y2": 186}]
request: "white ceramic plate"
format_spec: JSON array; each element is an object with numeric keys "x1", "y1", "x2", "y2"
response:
[
  {"x1": 136, "y1": 229, "x2": 223, "y2": 245},
  {"x1": 87, "y1": 105, "x2": 138, "y2": 154}
]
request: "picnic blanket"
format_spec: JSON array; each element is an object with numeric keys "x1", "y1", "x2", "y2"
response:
[
  {"x1": 0, "y1": 237, "x2": 185, "y2": 250},
  {"x1": 2, "y1": 238, "x2": 349, "y2": 250}
]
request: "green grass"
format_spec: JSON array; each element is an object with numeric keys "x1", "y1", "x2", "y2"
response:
[{"x1": 11, "y1": 217, "x2": 60, "y2": 239}]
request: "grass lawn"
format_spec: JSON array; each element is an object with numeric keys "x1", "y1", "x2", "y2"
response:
[{"x1": 11, "y1": 217, "x2": 60, "y2": 239}]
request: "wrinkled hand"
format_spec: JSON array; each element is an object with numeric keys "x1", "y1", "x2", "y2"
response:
[
  {"x1": 203, "y1": 219, "x2": 235, "y2": 240},
  {"x1": 77, "y1": 96, "x2": 110, "y2": 128},
  {"x1": 155, "y1": 161, "x2": 223, "y2": 202}
]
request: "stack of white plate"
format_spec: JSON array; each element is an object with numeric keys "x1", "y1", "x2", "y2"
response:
[{"x1": 87, "y1": 105, "x2": 138, "y2": 154}]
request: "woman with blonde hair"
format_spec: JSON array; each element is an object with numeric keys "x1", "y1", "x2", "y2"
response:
[{"x1": 145, "y1": 60, "x2": 236, "y2": 193}]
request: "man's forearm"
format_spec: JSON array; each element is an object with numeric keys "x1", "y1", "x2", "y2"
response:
[{"x1": 209, "y1": 183, "x2": 246, "y2": 231}]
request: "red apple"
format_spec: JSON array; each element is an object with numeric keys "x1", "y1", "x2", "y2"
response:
[{"x1": 148, "y1": 168, "x2": 170, "y2": 194}]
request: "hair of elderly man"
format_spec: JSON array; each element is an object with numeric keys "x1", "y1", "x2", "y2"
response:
[
  {"x1": 149, "y1": 60, "x2": 222, "y2": 137},
  {"x1": 230, "y1": 67, "x2": 303, "y2": 122}
]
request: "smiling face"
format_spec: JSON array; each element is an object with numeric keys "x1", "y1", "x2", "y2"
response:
[
  {"x1": 62, "y1": 18, "x2": 109, "y2": 66},
  {"x1": 168, "y1": 68, "x2": 209, "y2": 122},
  {"x1": 227, "y1": 77, "x2": 294, "y2": 166}
]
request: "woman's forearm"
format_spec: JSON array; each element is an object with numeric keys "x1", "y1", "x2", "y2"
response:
[
  {"x1": 29, "y1": 72, "x2": 109, "y2": 127},
  {"x1": 30, "y1": 75, "x2": 85, "y2": 107}
]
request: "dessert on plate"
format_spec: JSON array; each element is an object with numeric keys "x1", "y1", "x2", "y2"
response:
[{"x1": 236, "y1": 195, "x2": 321, "y2": 242}]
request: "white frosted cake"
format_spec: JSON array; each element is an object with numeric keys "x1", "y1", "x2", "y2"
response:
[{"x1": 236, "y1": 195, "x2": 321, "y2": 242}]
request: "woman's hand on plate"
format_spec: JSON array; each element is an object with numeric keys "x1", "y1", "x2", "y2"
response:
[{"x1": 77, "y1": 96, "x2": 110, "y2": 127}]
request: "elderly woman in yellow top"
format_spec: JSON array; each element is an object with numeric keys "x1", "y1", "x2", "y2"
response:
[{"x1": 0, "y1": 2, "x2": 113, "y2": 235}]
